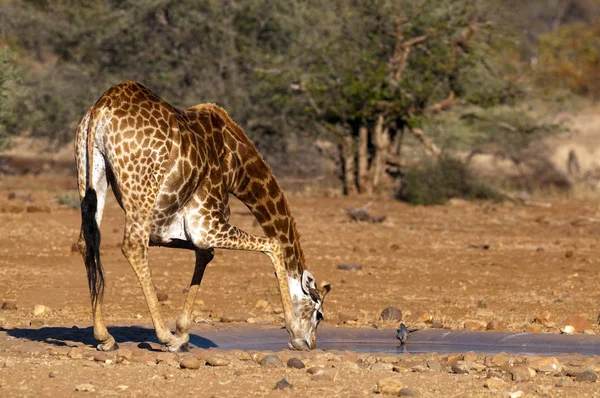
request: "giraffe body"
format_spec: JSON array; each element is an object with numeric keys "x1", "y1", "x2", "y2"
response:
[{"x1": 75, "y1": 81, "x2": 329, "y2": 352}]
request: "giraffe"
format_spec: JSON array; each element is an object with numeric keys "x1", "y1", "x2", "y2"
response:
[{"x1": 75, "y1": 81, "x2": 330, "y2": 352}]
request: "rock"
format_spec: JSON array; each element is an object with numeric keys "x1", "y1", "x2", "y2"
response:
[
  {"x1": 463, "y1": 352, "x2": 478, "y2": 362},
  {"x1": 561, "y1": 325, "x2": 576, "y2": 334},
  {"x1": 74, "y1": 384, "x2": 95, "y2": 392},
  {"x1": 410, "y1": 364, "x2": 428, "y2": 373},
  {"x1": 1, "y1": 302, "x2": 17, "y2": 310},
  {"x1": 33, "y1": 304, "x2": 51, "y2": 317},
  {"x1": 221, "y1": 312, "x2": 254, "y2": 323},
  {"x1": 307, "y1": 366, "x2": 324, "y2": 375},
  {"x1": 67, "y1": 347, "x2": 84, "y2": 359},
  {"x1": 273, "y1": 378, "x2": 292, "y2": 390},
  {"x1": 260, "y1": 354, "x2": 283, "y2": 367},
  {"x1": 563, "y1": 315, "x2": 591, "y2": 333},
  {"x1": 371, "y1": 363, "x2": 393, "y2": 371},
  {"x1": 380, "y1": 306, "x2": 402, "y2": 321},
  {"x1": 508, "y1": 391, "x2": 524, "y2": 398},
  {"x1": 377, "y1": 377, "x2": 404, "y2": 395},
  {"x1": 509, "y1": 365, "x2": 535, "y2": 382},
  {"x1": 255, "y1": 299, "x2": 269, "y2": 310},
  {"x1": 48, "y1": 370, "x2": 57, "y2": 378},
  {"x1": 556, "y1": 377, "x2": 574, "y2": 387},
  {"x1": 30, "y1": 318, "x2": 46, "y2": 327},
  {"x1": 393, "y1": 366, "x2": 408, "y2": 373},
  {"x1": 155, "y1": 352, "x2": 177, "y2": 365},
  {"x1": 574, "y1": 369, "x2": 598, "y2": 382},
  {"x1": 484, "y1": 377, "x2": 507, "y2": 390},
  {"x1": 116, "y1": 349, "x2": 133, "y2": 361},
  {"x1": 93, "y1": 352, "x2": 112, "y2": 362},
  {"x1": 405, "y1": 311, "x2": 432, "y2": 324},
  {"x1": 534, "y1": 310, "x2": 554, "y2": 327},
  {"x1": 180, "y1": 357, "x2": 201, "y2": 370},
  {"x1": 205, "y1": 354, "x2": 230, "y2": 367},
  {"x1": 489, "y1": 353, "x2": 508, "y2": 367},
  {"x1": 525, "y1": 323, "x2": 542, "y2": 333},
  {"x1": 337, "y1": 264, "x2": 362, "y2": 271},
  {"x1": 287, "y1": 358, "x2": 305, "y2": 369},
  {"x1": 486, "y1": 319, "x2": 504, "y2": 330},
  {"x1": 399, "y1": 388, "x2": 419, "y2": 397},
  {"x1": 530, "y1": 357, "x2": 562, "y2": 373},
  {"x1": 156, "y1": 292, "x2": 169, "y2": 302},
  {"x1": 426, "y1": 360, "x2": 443, "y2": 372},
  {"x1": 451, "y1": 361, "x2": 484, "y2": 374},
  {"x1": 463, "y1": 320, "x2": 486, "y2": 331}
]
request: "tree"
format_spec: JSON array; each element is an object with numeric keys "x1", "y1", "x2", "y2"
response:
[{"x1": 0, "y1": 46, "x2": 18, "y2": 149}]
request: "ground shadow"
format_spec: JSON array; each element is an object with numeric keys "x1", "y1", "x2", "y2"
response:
[{"x1": 1, "y1": 326, "x2": 218, "y2": 350}]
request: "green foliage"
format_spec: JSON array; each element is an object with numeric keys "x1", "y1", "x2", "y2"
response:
[
  {"x1": 398, "y1": 156, "x2": 504, "y2": 205},
  {"x1": 0, "y1": 46, "x2": 19, "y2": 150},
  {"x1": 55, "y1": 191, "x2": 80, "y2": 209}
]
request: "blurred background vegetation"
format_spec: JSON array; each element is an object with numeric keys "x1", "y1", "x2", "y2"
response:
[{"x1": 0, "y1": 0, "x2": 599, "y2": 203}]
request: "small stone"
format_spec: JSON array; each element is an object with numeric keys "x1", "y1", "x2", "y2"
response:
[
  {"x1": 67, "y1": 347, "x2": 84, "y2": 359},
  {"x1": 484, "y1": 377, "x2": 507, "y2": 390},
  {"x1": 509, "y1": 365, "x2": 535, "y2": 382},
  {"x1": 556, "y1": 377, "x2": 574, "y2": 387},
  {"x1": 30, "y1": 318, "x2": 46, "y2": 327},
  {"x1": 221, "y1": 312, "x2": 254, "y2": 323},
  {"x1": 563, "y1": 315, "x2": 591, "y2": 333},
  {"x1": 116, "y1": 349, "x2": 133, "y2": 361},
  {"x1": 561, "y1": 325, "x2": 576, "y2": 334},
  {"x1": 574, "y1": 369, "x2": 598, "y2": 382},
  {"x1": 463, "y1": 351, "x2": 478, "y2": 362},
  {"x1": 426, "y1": 360, "x2": 443, "y2": 372},
  {"x1": 525, "y1": 323, "x2": 542, "y2": 333},
  {"x1": 406, "y1": 311, "x2": 432, "y2": 324},
  {"x1": 155, "y1": 352, "x2": 177, "y2": 365},
  {"x1": 410, "y1": 364, "x2": 429, "y2": 373},
  {"x1": 255, "y1": 299, "x2": 269, "y2": 309},
  {"x1": 393, "y1": 366, "x2": 408, "y2": 373},
  {"x1": 476, "y1": 300, "x2": 487, "y2": 309},
  {"x1": 377, "y1": 377, "x2": 404, "y2": 395},
  {"x1": 530, "y1": 357, "x2": 562, "y2": 373},
  {"x1": 48, "y1": 371, "x2": 57, "y2": 378},
  {"x1": 399, "y1": 388, "x2": 419, "y2": 397},
  {"x1": 337, "y1": 264, "x2": 362, "y2": 271},
  {"x1": 274, "y1": 378, "x2": 292, "y2": 390},
  {"x1": 565, "y1": 250, "x2": 574, "y2": 258},
  {"x1": 156, "y1": 292, "x2": 169, "y2": 302},
  {"x1": 287, "y1": 358, "x2": 305, "y2": 369},
  {"x1": 306, "y1": 366, "x2": 324, "y2": 375},
  {"x1": 486, "y1": 319, "x2": 504, "y2": 330},
  {"x1": 260, "y1": 354, "x2": 283, "y2": 367},
  {"x1": 371, "y1": 363, "x2": 393, "y2": 371},
  {"x1": 180, "y1": 357, "x2": 201, "y2": 370},
  {"x1": 74, "y1": 384, "x2": 95, "y2": 392},
  {"x1": 380, "y1": 306, "x2": 402, "y2": 321},
  {"x1": 451, "y1": 361, "x2": 473, "y2": 374},
  {"x1": 94, "y1": 352, "x2": 111, "y2": 362},
  {"x1": 534, "y1": 310, "x2": 554, "y2": 327},
  {"x1": 205, "y1": 354, "x2": 230, "y2": 367},
  {"x1": 463, "y1": 320, "x2": 486, "y2": 331},
  {"x1": 1, "y1": 302, "x2": 17, "y2": 310}
]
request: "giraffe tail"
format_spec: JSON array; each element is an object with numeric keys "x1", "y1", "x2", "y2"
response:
[{"x1": 80, "y1": 110, "x2": 104, "y2": 306}]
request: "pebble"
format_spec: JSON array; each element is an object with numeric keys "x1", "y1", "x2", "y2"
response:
[
  {"x1": 48, "y1": 371, "x2": 57, "y2": 378},
  {"x1": 463, "y1": 320, "x2": 486, "y2": 331},
  {"x1": 426, "y1": 360, "x2": 443, "y2": 372},
  {"x1": 486, "y1": 353, "x2": 508, "y2": 367},
  {"x1": 556, "y1": 377, "x2": 574, "y2": 387},
  {"x1": 337, "y1": 264, "x2": 362, "y2": 271},
  {"x1": 260, "y1": 354, "x2": 283, "y2": 367},
  {"x1": 1, "y1": 302, "x2": 17, "y2": 310},
  {"x1": 205, "y1": 354, "x2": 230, "y2": 367},
  {"x1": 508, "y1": 391, "x2": 524, "y2": 398},
  {"x1": 67, "y1": 348, "x2": 84, "y2": 359},
  {"x1": 529, "y1": 357, "x2": 562, "y2": 373},
  {"x1": 563, "y1": 315, "x2": 591, "y2": 333},
  {"x1": 451, "y1": 361, "x2": 484, "y2": 374},
  {"x1": 30, "y1": 318, "x2": 46, "y2": 327},
  {"x1": 94, "y1": 352, "x2": 112, "y2": 363},
  {"x1": 156, "y1": 292, "x2": 169, "y2": 302},
  {"x1": 399, "y1": 388, "x2": 419, "y2": 397},
  {"x1": 486, "y1": 319, "x2": 504, "y2": 330},
  {"x1": 287, "y1": 357, "x2": 305, "y2": 369},
  {"x1": 221, "y1": 312, "x2": 254, "y2": 323},
  {"x1": 371, "y1": 363, "x2": 393, "y2": 371},
  {"x1": 180, "y1": 357, "x2": 201, "y2": 370},
  {"x1": 74, "y1": 384, "x2": 95, "y2": 392},
  {"x1": 117, "y1": 349, "x2": 133, "y2": 361},
  {"x1": 377, "y1": 377, "x2": 404, "y2": 395},
  {"x1": 32, "y1": 304, "x2": 51, "y2": 317},
  {"x1": 307, "y1": 366, "x2": 324, "y2": 375},
  {"x1": 410, "y1": 364, "x2": 428, "y2": 373},
  {"x1": 534, "y1": 310, "x2": 554, "y2": 327},
  {"x1": 484, "y1": 377, "x2": 507, "y2": 390},
  {"x1": 380, "y1": 306, "x2": 402, "y2": 321},
  {"x1": 274, "y1": 378, "x2": 292, "y2": 389},
  {"x1": 509, "y1": 365, "x2": 535, "y2": 382},
  {"x1": 574, "y1": 369, "x2": 598, "y2": 382}
]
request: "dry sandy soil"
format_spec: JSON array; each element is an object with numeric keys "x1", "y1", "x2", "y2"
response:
[{"x1": 1, "y1": 174, "x2": 600, "y2": 397}]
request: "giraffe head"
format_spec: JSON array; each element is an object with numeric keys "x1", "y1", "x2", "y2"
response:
[{"x1": 287, "y1": 270, "x2": 331, "y2": 350}]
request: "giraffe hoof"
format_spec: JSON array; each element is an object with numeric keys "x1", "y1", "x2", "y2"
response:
[{"x1": 97, "y1": 341, "x2": 119, "y2": 351}]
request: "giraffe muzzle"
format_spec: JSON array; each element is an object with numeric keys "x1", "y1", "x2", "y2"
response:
[{"x1": 288, "y1": 338, "x2": 311, "y2": 351}]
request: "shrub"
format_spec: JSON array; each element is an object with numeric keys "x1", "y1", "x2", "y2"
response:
[{"x1": 398, "y1": 156, "x2": 504, "y2": 205}]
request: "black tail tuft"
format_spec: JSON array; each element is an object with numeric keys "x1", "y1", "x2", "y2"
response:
[{"x1": 81, "y1": 187, "x2": 104, "y2": 306}]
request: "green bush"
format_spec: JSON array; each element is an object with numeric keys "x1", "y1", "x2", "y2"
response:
[{"x1": 398, "y1": 156, "x2": 504, "y2": 205}]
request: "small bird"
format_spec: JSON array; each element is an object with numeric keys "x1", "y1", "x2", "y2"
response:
[{"x1": 396, "y1": 323, "x2": 417, "y2": 344}]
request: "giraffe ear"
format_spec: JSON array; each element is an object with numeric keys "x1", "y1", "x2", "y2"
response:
[{"x1": 301, "y1": 270, "x2": 316, "y2": 296}]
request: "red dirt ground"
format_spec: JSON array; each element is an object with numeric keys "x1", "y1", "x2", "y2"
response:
[{"x1": 1, "y1": 175, "x2": 599, "y2": 397}]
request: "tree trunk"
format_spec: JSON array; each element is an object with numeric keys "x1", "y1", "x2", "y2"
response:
[
  {"x1": 357, "y1": 125, "x2": 371, "y2": 194},
  {"x1": 370, "y1": 114, "x2": 390, "y2": 193},
  {"x1": 340, "y1": 136, "x2": 357, "y2": 195}
]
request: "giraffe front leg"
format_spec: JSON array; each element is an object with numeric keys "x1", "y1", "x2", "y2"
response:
[
  {"x1": 121, "y1": 217, "x2": 186, "y2": 352},
  {"x1": 175, "y1": 248, "x2": 214, "y2": 346}
]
